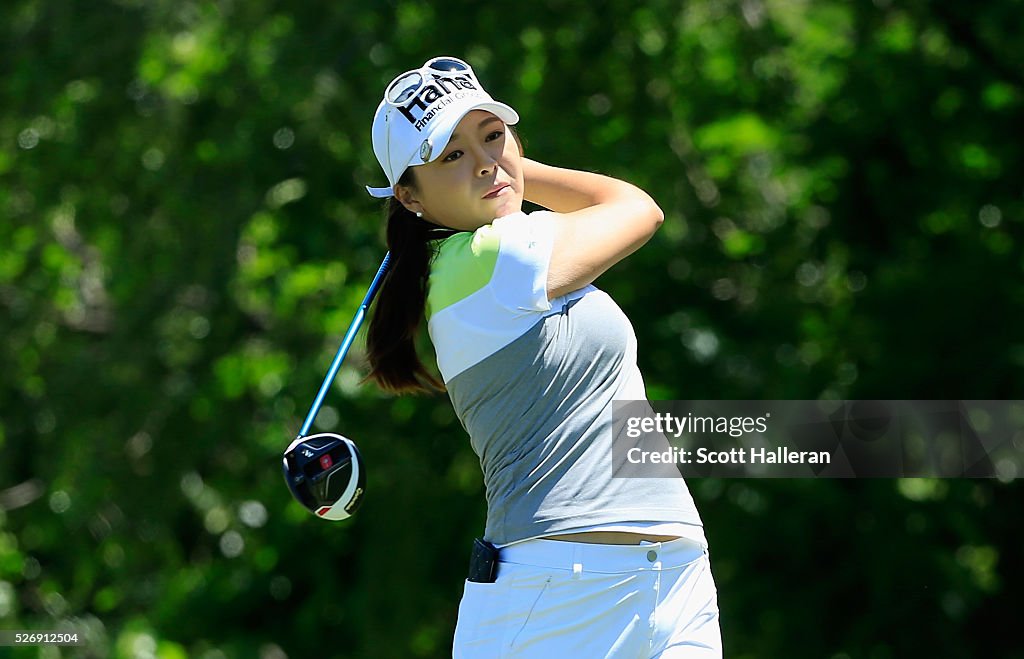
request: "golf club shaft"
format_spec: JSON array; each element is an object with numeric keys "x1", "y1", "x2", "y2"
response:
[{"x1": 298, "y1": 252, "x2": 392, "y2": 438}]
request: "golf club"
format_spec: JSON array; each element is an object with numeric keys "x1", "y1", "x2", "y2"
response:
[{"x1": 282, "y1": 252, "x2": 391, "y2": 520}]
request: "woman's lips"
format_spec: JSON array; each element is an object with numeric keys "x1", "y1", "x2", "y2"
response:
[{"x1": 483, "y1": 184, "x2": 510, "y2": 199}]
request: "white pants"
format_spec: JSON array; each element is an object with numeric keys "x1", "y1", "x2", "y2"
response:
[{"x1": 452, "y1": 537, "x2": 722, "y2": 658}]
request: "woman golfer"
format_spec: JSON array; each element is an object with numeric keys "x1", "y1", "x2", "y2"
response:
[{"x1": 364, "y1": 56, "x2": 722, "y2": 658}]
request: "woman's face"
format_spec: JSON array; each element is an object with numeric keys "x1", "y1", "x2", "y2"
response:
[{"x1": 396, "y1": 110, "x2": 524, "y2": 232}]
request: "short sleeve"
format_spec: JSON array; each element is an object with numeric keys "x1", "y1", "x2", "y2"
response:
[{"x1": 489, "y1": 212, "x2": 556, "y2": 313}]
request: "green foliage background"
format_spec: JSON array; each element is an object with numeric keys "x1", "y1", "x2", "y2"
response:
[{"x1": 2, "y1": 1, "x2": 1022, "y2": 657}]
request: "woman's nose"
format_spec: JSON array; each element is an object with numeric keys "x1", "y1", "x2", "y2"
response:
[{"x1": 472, "y1": 147, "x2": 497, "y2": 176}]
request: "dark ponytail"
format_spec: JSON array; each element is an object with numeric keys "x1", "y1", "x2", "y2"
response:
[{"x1": 365, "y1": 170, "x2": 453, "y2": 394}]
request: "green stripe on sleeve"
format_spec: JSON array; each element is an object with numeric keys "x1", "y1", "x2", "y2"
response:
[{"x1": 426, "y1": 225, "x2": 500, "y2": 319}]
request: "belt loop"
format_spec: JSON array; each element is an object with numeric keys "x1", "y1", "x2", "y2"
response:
[{"x1": 571, "y1": 544, "x2": 583, "y2": 579}]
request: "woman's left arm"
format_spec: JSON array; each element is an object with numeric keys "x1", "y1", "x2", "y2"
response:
[
  {"x1": 517, "y1": 158, "x2": 664, "y2": 299},
  {"x1": 521, "y1": 158, "x2": 613, "y2": 213}
]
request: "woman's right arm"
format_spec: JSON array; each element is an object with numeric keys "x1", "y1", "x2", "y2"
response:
[{"x1": 521, "y1": 158, "x2": 664, "y2": 300}]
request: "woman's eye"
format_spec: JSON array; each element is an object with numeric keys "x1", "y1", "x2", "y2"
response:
[
  {"x1": 485, "y1": 130, "x2": 504, "y2": 142},
  {"x1": 443, "y1": 150, "x2": 463, "y2": 162}
]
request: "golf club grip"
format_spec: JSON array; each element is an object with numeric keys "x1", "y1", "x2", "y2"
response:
[{"x1": 297, "y1": 252, "x2": 392, "y2": 438}]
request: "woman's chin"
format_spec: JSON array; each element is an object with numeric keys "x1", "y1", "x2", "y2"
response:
[{"x1": 487, "y1": 198, "x2": 524, "y2": 220}]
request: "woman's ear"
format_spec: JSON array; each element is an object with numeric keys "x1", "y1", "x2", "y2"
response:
[{"x1": 394, "y1": 185, "x2": 424, "y2": 217}]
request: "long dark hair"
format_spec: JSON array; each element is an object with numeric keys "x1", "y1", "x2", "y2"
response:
[{"x1": 365, "y1": 169, "x2": 453, "y2": 394}]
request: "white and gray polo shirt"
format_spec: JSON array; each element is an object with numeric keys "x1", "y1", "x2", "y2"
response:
[{"x1": 427, "y1": 210, "x2": 705, "y2": 547}]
